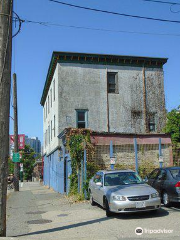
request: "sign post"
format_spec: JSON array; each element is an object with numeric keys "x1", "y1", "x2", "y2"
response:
[
  {"x1": 110, "y1": 141, "x2": 116, "y2": 169},
  {"x1": 159, "y1": 138, "x2": 163, "y2": 168}
]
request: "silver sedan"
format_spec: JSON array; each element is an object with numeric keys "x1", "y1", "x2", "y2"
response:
[{"x1": 89, "y1": 170, "x2": 161, "y2": 217}]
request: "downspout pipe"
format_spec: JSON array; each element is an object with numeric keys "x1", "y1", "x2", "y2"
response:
[
  {"x1": 106, "y1": 68, "x2": 110, "y2": 132},
  {"x1": 142, "y1": 64, "x2": 148, "y2": 133}
]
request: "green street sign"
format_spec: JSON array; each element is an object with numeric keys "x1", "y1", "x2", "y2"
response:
[{"x1": 12, "y1": 152, "x2": 20, "y2": 163}]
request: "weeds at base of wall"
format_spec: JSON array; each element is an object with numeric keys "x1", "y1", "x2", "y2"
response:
[
  {"x1": 67, "y1": 193, "x2": 86, "y2": 204},
  {"x1": 115, "y1": 161, "x2": 156, "y2": 179}
]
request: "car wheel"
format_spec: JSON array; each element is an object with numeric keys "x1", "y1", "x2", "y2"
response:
[
  {"x1": 105, "y1": 198, "x2": 113, "y2": 217},
  {"x1": 90, "y1": 192, "x2": 96, "y2": 206},
  {"x1": 162, "y1": 192, "x2": 171, "y2": 207}
]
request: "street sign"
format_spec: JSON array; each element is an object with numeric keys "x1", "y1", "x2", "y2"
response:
[
  {"x1": 159, "y1": 156, "x2": 164, "y2": 163},
  {"x1": 20, "y1": 163, "x2": 23, "y2": 171},
  {"x1": 12, "y1": 152, "x2": 20, "y2": 163},
  {"x1": 110, "y1": 157, "x2": 116, "y2": 165}
]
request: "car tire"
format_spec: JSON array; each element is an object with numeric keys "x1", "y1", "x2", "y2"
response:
[
  {"x1": 90, "y1": 192, "x2": 96, "y2": 206},
  {"x1": 162, "y1": 192, "x2": 171, "y2": 207},
  {"x1": 105, "y1": 198, "x2": 113, "y2": 217}
]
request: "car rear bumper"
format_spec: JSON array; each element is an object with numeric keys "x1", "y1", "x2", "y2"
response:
[{"x1": 109, "y1": 198, "x2": 161, "y2": 213}]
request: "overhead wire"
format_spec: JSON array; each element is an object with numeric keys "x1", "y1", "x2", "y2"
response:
[
  {"x1": 49, "y1": 0, "x2": 180, "y2": 24},
  {"x1": 21, "y1": 19, "x2": 180, "y2": 37},
  {"x1": 139, "y1": 0, "x2": 180, "y2": 13},
  {"x1": 140, "y1": 0, "x2": 180, "y2": 5}
]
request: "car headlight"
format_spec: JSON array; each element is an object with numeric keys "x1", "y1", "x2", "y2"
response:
[
  {"x1": 112, "y1": 195, "x2": 126, "y2": 201},
  {"x1": 151, "y1": 192, "x2": 159, "y2": 198}
]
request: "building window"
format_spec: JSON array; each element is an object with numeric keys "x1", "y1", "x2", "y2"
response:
[
  {"x1": 149, "y1": 113, "x2": 156, "y2": 132},
  {"x1": 50, "y1": 89, "x2": 52, "y2": 108},
  {"x1": 53, "y1": 79, "x2": 55, "y2": 101},
  {"x1": 54, "y1": 115, "x2": 56, "y2": 137},
  {"x1": 48, "y1": 96, "x2": 50, "y2": 114},
  {"x1": 45, "y1": 130, "x2": 47, "y2": 147},
  {"x1": 51, "y1": 120, "x2": 53, "y2": 140},
  {"x1": 107, "y1": 72, "x2": 118, "y2": 93},
  {"x1": 44, "y1": 131, "x2": 46, "y2": 147},
  {"x1": 48, "y1": 125, "x2": 50, "y2": 144},
  {"x1": 76, "y1": 110, "x2": 88, "y2": 128}
]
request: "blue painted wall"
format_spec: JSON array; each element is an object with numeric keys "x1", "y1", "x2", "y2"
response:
[{"x1": 43, "y1": 149, "x2": 65, "y2": 194}]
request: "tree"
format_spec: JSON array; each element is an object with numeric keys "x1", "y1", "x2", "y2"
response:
[
  {"x1": 164, "y1": 109, "x2": 180, "y2": 144},
  {"x1": 164, "y1": 108, "x2": 180, "y2": 165},
  {"x1": 20, "y1": 145, "x2": 35, "y2": 181},
  {"x1": 8, "y1": 158, "x2": 14, "y2": 174}
]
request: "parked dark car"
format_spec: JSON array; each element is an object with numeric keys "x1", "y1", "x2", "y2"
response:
[{"x1": 146, "y1": 167, "x2": 180, "y2": 207}]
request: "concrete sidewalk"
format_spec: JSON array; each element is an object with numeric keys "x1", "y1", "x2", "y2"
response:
[{"x1": 6, "y1": 182, "x2": 180, "y2": 240}]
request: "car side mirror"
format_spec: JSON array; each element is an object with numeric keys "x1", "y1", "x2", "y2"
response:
[{"x1": 96, "y1": 182, "x2": 102, "y2": 187}]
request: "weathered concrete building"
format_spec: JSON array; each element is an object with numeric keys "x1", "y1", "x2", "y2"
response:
[{"x1": 41, "y1": 51, "x2": 172, "y2": 194}]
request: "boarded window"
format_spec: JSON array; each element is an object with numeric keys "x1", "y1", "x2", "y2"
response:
[
  {"x1": 131, "y1": 111, "x2": 142, "y2": 133},
  {"x1": 148, "y1": 113, "x2": 156, "y2": 132}
]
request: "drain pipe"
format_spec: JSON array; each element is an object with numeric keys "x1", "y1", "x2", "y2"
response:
[
  {"x1": 142, "y1": 64, "x2": 148, "y2": 133},
  {"x1": 106, "y1": 68, "x2": 110, "y2": 132}
]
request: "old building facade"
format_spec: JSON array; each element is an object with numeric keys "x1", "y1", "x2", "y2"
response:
[{"x1": 41, "y1": 52, "x2": 171, "y2": 194}]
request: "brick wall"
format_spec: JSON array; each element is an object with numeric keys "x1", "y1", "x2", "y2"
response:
[{"x1": 92, "y1": 144, "x2": 172, "y2": 169}]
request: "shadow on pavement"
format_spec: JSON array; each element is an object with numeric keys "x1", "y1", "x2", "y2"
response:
[
  {"x1": 14, "y1": 217, "x2": 110, "y2": 237},
  {"x1": 94, "y1": 203, "x2": 169, "y2": 219},
  {"x1": 167, "y1": 203, "x2": 180, "y2": 212},
  {"x1": 113, "y1": 208, "x2": 169, "y2": 220}
]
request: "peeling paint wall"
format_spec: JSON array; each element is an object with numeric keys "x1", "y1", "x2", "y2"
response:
[{"x1": 57, "y1": 63, "x2": 166, "y2": 135}]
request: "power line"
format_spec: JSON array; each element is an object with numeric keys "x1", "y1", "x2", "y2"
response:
[
  {"x1": 22, "y1": 19, "x2": 180, "y2": 37},
  {"x1": 141, "y1": 0, "x2": 180, "y2": 5},
  {"x1": 49, "y1": 0, "x2": 180, "y2": 24}
]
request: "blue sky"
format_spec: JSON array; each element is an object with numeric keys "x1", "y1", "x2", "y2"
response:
[{"x1": 11, "y1": 0, "x2": 180, "y2": 142}]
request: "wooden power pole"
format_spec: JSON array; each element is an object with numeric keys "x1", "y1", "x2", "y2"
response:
[
  {"x1": 0, "y1": 0, "x2": 13, "y2": 236},
  {"x1": 13, "y1": 73, "x2": 19, "y2": 191}
]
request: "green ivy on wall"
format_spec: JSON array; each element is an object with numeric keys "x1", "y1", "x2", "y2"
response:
[{"x1": 66, "y1": 128, "x2": 97, "y2": 197}]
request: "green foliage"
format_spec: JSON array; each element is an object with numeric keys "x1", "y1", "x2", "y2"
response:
[
  {"x1": 114, "y1": 161, "x2": 156, "y2": 180},
  {"x1": 8, "y1": 158, "x2": 14, "y2": 174},
  {"x1": 67, "y1": 129, "x2": 95, "y2": 197},
  {"x1": 20, "y1": 145, "x2": 35, "y2": 181},
  {"x1": 83, "y1": 162, "x2": 101, "y2": 199},
  {"x1": 164, "y1": 109, "x2": 180, "y2": 144},
  {"x1": 114, "y1": 163, "x2": 135, "y2": 171},
  {"x1": 68, "y1": 134, "x2": 84, "y2": 195},
  {"x1": 138, "y1": 161, "x2": 156, "y2": 179},
  {"x1": 164, "y1": 108, "x2": 180, "y2": 165}
]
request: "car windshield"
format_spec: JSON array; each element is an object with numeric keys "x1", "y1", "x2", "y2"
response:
[
  {"x1": 169, "y1": 168, "x2": 180, "y2": 179},
  {"x1": 104, "y1": 172, "x2": 143, "y2": 186}
]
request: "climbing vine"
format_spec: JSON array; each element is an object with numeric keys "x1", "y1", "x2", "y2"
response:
[{"x1": 66, "y1": 128, "x2": 96, "y2": 197}]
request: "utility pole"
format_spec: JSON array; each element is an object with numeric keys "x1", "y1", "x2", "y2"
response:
[
  {"x1": 0, "y1": 0, "x2": 13, "y2": 236},
  {"x1": 13, "y1": 73, "x2": 19, "y2": 191}
]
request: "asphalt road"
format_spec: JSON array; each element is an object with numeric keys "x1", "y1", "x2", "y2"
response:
[{"x1": 6, "y1": 182, "x2": 180, "y2": 240}]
